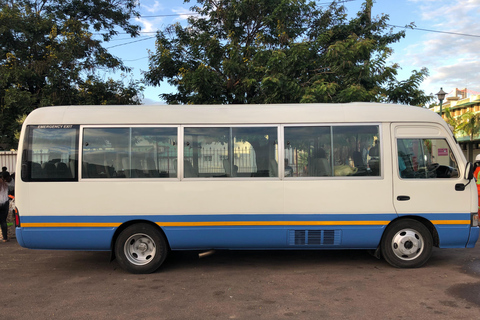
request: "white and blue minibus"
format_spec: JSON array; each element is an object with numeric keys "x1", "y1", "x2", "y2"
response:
[{"x1": 15, "y1": 103, "x2": 480, "y2": 273}]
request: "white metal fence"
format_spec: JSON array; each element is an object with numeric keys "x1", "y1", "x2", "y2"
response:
[{"x1": 0, "y1": 151, "x2": 17, "y2": 173}]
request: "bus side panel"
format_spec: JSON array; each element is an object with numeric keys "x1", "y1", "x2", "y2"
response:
[
  {"x1": 16, "y1": 213, "x2": 397, "y2": 250},
  {"x1": 397, "y1": 213, "x2": 473, "y2": 248},
  {"x1": 467, "y1": 226, "x2": 480, "y2": 248},
  {"x1": 163, "y1": 225, "x2": 388, "y2": 250},
  {"x1": 16, "y1": 227, "x2": 115, "y2": 251},
  {"x1": 158, "y1": 212, "x2": 395, "y2": 250},
  {"x1": 16, "y1": 224, "x2": 388, "y2": 251},
  {"x1": 435, "y1": 225, "x2": 471, "y2": 248},
  {"x1": 17, "y1": 213, "x2": 474, "y2": 250},
  {"x1": 15, "y1": 229, "x2": 26, "y2": 247}
]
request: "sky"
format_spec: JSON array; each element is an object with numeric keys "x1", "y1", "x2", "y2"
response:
[{"x1": 105, "y1": 0, "x2": 480, "y2": 104}]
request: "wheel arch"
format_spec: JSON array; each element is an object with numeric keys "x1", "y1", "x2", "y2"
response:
[
  {"x1": 109, "y1": 219, "x2": 170, "y2": 261},
  {"x1": 383, "y1": 216, "x2": 439, "y2": 247}
]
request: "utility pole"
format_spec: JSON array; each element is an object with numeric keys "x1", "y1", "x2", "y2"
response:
[
  {"x1": 364, "y1": 0, "x2": 373, "y2": 73},
  {"x1": 365, "y1": 0, "x2": 372, "y2": 27}
]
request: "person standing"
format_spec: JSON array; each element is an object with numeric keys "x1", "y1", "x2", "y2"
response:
[
  {"x1": 0, "y1": 172, "x2": 9, "y2": 242},
  {"x1": 5, "y1": 171, "x2": 14, "y2": 196},
  {"x1": 475, "y1": 165, "x2": 480, "y2": 214}
]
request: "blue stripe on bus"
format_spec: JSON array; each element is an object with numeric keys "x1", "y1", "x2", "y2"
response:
[{"x1": 16, "y1": 213, "x2": 474, "y2": 251}]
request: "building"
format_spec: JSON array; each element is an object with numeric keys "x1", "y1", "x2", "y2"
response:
[{"x1": 430, "y1": 88, "x2": 480, "y2": 162}]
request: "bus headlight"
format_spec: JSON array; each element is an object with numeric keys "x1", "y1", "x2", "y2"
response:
[{"x1": 473, "y1": 212, "x2": 479, "y2": 227}]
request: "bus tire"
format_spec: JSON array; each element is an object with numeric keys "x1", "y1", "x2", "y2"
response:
[
  {"x1": 381, "y1": 219, "x2": 433, "y2": 268},
  {"x1": 114, "y1": 223, "x2": 168, "y2": 274}
]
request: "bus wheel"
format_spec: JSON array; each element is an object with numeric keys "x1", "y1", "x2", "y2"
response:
[
  {"x1": 114, "y1": 223, "x2": 168, "y2": 274},
  {"x1": 381, "y1": 219, "x2": 433, "y2": 268}
]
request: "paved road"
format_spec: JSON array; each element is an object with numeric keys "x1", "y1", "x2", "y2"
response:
[{"x1": 1, "y1": 239, "x2": 480, "y2": 319}]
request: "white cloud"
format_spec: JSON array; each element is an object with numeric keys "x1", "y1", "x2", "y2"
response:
[
  {"x1": 135, "y1": 3, "x2": 194, "y2": 34},
  {"x1": 171, "y1": 8, "x2": 196, "y2": 21},
  {"x1": 426, "y1": 59, "x2": 480, "y2": 88},
  {"x1": 141, "y1": 1, "x2": 164, "y2": 14},
  {"x1": 142, "y1": 97, "x2": 165, "y2": 105},
  {"x1": 135, "y1": 16, "x2": 165, "y2": 33},
  {"x1": 402, "y1": 0, "x2": 480, "y2": 93}
]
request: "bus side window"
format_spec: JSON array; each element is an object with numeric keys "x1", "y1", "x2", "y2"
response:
[
  {"x1": 333, "y1": 126, "x2": 380, "y2": 177},
  {"x1": 131, "y1": 127, "x2": 177, "y2": 178},
  {"x1": 183, "y1": 127, "x2": 278, "y2": 178},
  {"x1": 22, "y1": 126, "x2": 79, "y2": 182},
  {"x1": 83, "y1": 128, "x2": 129, "y2": 179},
  {"x1": 284, "y1": 125, "x2": 380, "y2": 177},
  {"x1": 284, "y1": 126, "x2": 331, "y2": 177},
  {"x1": 82, "y1": 127, "x2": 178, "y2": 179},
  {"x1": 233, "y1": 127, "x2": 278, "y2": 178}
]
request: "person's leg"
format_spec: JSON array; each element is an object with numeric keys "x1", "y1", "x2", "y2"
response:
[{"x1": 0, "y1": 202, "x2": 9, "y2": 241}]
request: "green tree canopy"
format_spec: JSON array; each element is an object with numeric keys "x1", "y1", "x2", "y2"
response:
[
  {"x1": 145, "y1": 0, "x2": 432, "y2": 106},
  {"x1": 0, "y1": 0, "x2": 143, "y2": 149},
  {"x1": 456, "y1": 111, "x2": 480, "y2": 141}
]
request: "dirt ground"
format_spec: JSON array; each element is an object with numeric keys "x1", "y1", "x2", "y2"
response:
[{"x1": 1, "y1": 239, "x2": 480, "y2": 319}]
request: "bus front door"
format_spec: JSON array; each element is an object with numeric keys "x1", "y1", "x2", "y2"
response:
[{"x1": 391, "y1": 123, "x2": 472, "y2": 247}]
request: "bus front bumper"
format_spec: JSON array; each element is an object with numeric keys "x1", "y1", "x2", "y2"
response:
[{"x1": 467, "y1": 226, "x2": 480, "y2": 248}]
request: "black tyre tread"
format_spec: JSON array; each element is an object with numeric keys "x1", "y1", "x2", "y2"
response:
[
  {"x1": 381, "y1": 219, "x2": 433, "y2": 268},
  {"x1": 114, "y1": 223, "x2": 168, "y2": 274}
]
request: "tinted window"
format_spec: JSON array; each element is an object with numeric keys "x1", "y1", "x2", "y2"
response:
[
  {"x1": 333, "y1": 126, "x2": 380, "y2": 176},
  {"x1": 284, "y1": 125, "x2": 380, "y2": 177},
  {"x1": 184, "y1": 127, "x2": 278, "y2": 178},
  {"x1": 82, "y1": 127, "x2": 177, "y2": 178},
  {"x1": 284, "y1": 126, "x2": 331, "y2": 177},
  {"x1": 22, "y1": 125, "x2": 79, "y2": 181}
]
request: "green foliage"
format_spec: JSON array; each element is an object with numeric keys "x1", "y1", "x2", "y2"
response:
[
  {"x1": 145, "y1": 0, "x2": 433, "y2": 107},
  {"x1": 445, "y1": 108, "x2": 480, "y2": 140},
  {"x1": 0, "y1": 0, "x2": 143, "y2": 149},
  {"x1": 457, "y1": 111, "x2": 480, "y2": 141},
  {"x1": 444, "y1": 107, "x2": 462, "y2": 136},
  {"x1": 382, "y1": 68, "x2": 433, "y2": 106}
]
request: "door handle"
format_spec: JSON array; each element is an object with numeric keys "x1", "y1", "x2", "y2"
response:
[{"x1": 397, "y1": 195, "x2": 410, "y2": 201}]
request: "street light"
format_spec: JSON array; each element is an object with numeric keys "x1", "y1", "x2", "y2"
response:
[{"x1": 436, "y1": 87, "x2": 447, "y2": 117}]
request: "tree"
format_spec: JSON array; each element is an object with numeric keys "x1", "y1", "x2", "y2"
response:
[
  {"x1": 456, "y1": 111, "x2": 480, "y2": 141},
  {"x1": 145, "y1": 0, "x2": 432, "y2": 106},
  {"x1": 444, "y1": 107, "x2": 462, "y2": 136},
  {"x1": 443, "y1": 107, "x2": 480, "y2": 141},
  {"x1": 0, "y1": 0, "x2": 143, "y2": 149}
]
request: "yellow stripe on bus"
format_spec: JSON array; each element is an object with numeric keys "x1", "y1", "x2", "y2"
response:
[
  {"x1": 20, "y1": 220, "x2": 471, "y2": 228},
  {"x1": 156, "y1": 221, "x2": 391, "y2": 227},
  {"x1": 22, "y1": 221, "x2": 389, "y2": 228},
  {"x1": 21, "y1": 223, "x2": 122, "y2": 228},
  {"x1": 430, "y1": 220, "x2": 470, "y2": 225}
]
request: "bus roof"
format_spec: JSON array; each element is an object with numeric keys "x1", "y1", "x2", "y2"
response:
[{"x1": 24, "y1": 102, "x2": 445, "y2": 126}]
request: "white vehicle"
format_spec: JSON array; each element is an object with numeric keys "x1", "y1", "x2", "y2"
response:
[{"x1": 15, "y1": 103, "x2": 480, "y2": 273}]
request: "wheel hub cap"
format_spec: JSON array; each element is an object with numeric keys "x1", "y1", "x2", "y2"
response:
[
  {"x1": 124, "y1": 233, "x2": 156, "y2": 266},
  {"x1": 391, "y1": 228, "x2": 424, "y2": 261}
]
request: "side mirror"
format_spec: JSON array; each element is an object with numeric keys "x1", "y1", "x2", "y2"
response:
[{"x1": 465, "y1": 162, "x2": 475, "y2": 180}]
